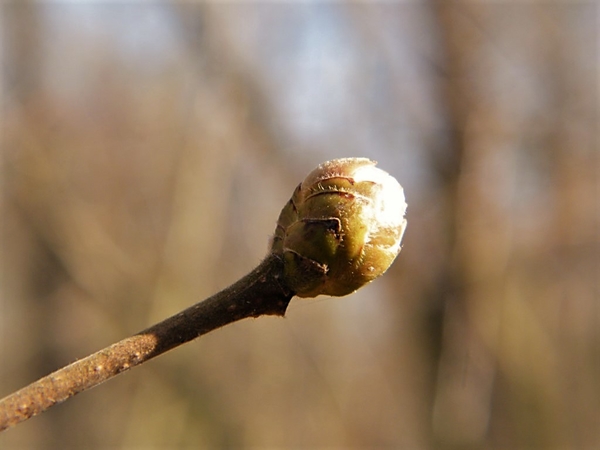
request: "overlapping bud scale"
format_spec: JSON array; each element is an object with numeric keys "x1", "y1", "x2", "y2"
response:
[{"x1": 271, "y1": 158, "x2": 407, "y2": 298}]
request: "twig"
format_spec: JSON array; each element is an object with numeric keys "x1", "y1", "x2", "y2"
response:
[
  {"x1": 0, "y1": 157, "x2": 407, "y2": 433},
  {"x1": 0, "y1": 254, "x2": 292, "y2": 432}
]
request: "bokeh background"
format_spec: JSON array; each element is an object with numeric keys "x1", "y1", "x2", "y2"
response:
[{"x1": 1, "y1": 2, "x2": 598, "y2": 449}]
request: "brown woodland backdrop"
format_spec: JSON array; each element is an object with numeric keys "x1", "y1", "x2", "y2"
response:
[{"x1": 1, "y1": 3, "x2": 598, "y2": 449}]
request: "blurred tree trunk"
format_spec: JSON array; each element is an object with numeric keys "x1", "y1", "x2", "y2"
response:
[
  {"x1": 425, "y1": 3, "x2": 598, "y2": 449},
  {"x1": 3, "y1": 2, "x2": 77, "y2": 447},
  {"x1": 426, "y1": 3, "x2": 499, "y2": 448}
]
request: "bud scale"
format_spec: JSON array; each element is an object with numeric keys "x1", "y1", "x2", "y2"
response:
[{"x1": 271, "y1": 158, "x2": 407, "y2": 298}]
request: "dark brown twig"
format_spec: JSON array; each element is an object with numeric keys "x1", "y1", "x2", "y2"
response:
[{"x1": 0, "y1": 254, "x2": 293, "y2": 432}]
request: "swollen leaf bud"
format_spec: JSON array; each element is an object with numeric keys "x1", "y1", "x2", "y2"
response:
[{"x1": 271, "y1": 158, "x2": 407, "y2": 298}]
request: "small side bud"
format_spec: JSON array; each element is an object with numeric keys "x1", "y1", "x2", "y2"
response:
[{"x1": 271, "y1": 158, "x2": 407, "y2": 298}]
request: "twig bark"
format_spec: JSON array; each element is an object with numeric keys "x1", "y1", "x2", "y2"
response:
[{"x1": 0, "y1": 254, "x2": 293, "y2": 432}]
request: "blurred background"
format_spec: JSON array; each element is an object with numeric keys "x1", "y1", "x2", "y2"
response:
[{"x1": 1, "y1": 2, "x2": 598, "y2": 449}]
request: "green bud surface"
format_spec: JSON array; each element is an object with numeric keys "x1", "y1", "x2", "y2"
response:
[{"x1": 271, "y1": 158, "x2": 407, "y2": 298}]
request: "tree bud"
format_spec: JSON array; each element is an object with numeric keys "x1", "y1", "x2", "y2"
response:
[{"x1": 271, "y1": 158, "x2": 407, "y2": 298}]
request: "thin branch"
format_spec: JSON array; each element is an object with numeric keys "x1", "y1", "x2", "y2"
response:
[
  {"x1": 0, "y1": 254, "x2": 293, "y2": 432},
  {"x1": 0, "y1": 157, "x2": 407, "y2": 434}
]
